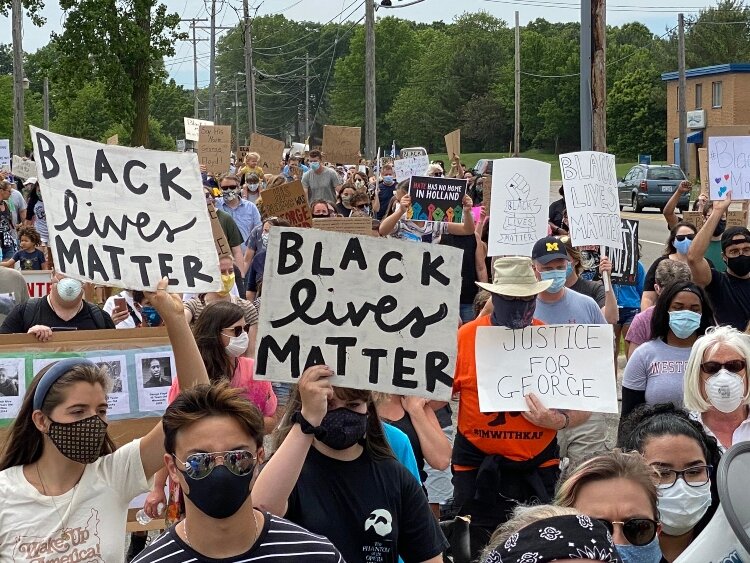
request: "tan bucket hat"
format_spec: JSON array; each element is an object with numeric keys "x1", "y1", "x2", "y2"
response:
[{"x1": 476, "y1": 256, "x2": 553, "y2": 297}]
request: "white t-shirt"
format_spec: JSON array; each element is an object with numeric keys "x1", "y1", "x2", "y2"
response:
[
  {"x1": 102, "y1": 290, "x2": 142, "y2": 329},
  {"x1": 0, "y1": 439, "x2": 149, "y2": 562}
]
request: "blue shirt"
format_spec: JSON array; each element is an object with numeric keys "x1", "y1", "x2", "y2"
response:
[
  {"x1": 382, "y1": 422, "x2": 421, "y2": 483},
  {"x1": 613, "y1": 261, "x2": 645, "y2": 309},
  {"x1": 13, "y1": 249, "x2": 46, "y2": 270},
  {"x1": 215, "y1": 198, "x2": 262, "y2": 250}
]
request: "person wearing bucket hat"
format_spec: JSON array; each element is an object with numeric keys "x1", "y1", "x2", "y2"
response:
[{"x1": 453, "y1": 256, "x2": 591, "y2": 559}]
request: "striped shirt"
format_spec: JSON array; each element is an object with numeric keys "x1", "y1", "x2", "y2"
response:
[{"x1": 132, "y1": 512, "x2": 345, "y2": 563}]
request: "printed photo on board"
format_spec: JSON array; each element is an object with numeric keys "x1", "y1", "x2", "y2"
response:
[
  {"x1": 94, "y1": 355, "x2": 130, "y2": 416},
  {"x1": 142, "y1": 357, "x2": 172, "y2": 388},
  {"x1": 0, "y1": 362, "x2": 20, "y2": 397},
  {"x1": 0, "y1": 357, "x2": 25, "y2": 419},
  {"x1": 135, "y1": 352, "x2": 174, "y2": 411}
]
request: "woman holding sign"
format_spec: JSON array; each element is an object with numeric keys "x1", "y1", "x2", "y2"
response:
[{"x1": 0, "y1": 278, "x2": 210, "y2": 561}]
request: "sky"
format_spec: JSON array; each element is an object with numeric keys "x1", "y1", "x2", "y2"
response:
[{"x1": 2, "y1": 0, "x2": 716, "y2": 89}]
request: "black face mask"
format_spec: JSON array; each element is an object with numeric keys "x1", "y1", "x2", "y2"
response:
[
  {"x1": 491, "y1": 294, "x2": 537, "y2": 329},
  {"x1": 181, "y1": 464, "x2": 253, "y2": 519},
  {"x1": 714, "y1": 219, "x2": 727, "y2": 237},
  {"x1": 727, "y1": 254, "x2": 750, "y2": 277},
  {"x1": 48, "y1": 415, "x2": 108, "y2": 464},
  {"x1": 317, "y1": 407, "x2": 368, "y2": 450}
]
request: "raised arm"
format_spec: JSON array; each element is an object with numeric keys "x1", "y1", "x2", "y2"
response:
[
  {"x1": 446, "y1": 195, "x2": 475, "y2": 235},
  {"x1": 379, "y1": 194, "x2": 409, "y2": 236},
  {"x1": 688, "y1": 191, "x2": 732, "y2": 287},
  {"x1": 598, "y1": 256, "x2": 619, "y2": 324},
  {"x1": 663, "y1": 181, "x2": 691, "y2": 230},
  {"x1": 401, "y1": 396, "x2": 451, "y2": 470}
]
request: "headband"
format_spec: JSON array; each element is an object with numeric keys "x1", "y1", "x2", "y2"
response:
[
  {"x1": 33, "y1": 358, "x2": 97, "y2": 411},
  {"x1": 484, "y1": 515, "x2": 622, "y2": 563}
]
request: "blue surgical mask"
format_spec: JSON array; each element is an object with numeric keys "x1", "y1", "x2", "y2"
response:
[
  {"x1": 616, "y1": 537, "x2": 663, "y2": 563},
  {"x1": 668, "y1": 309, "x2": 701, "y2": 339},
  {"x1": 674, "y1": 237, "x2": 692, "y2": 255},
  {"x1": 539, "y1": 269, "x2": 568, "y2": 293},
  {"x1": 566, "y1": 262, "x2": 574, "y2": 278},
  {"x1": 383, "y1": 175, "x2": 394, "y2": 185},
  {"x1": 310, "y1": 161, "x2": 321, "y2": 171}
]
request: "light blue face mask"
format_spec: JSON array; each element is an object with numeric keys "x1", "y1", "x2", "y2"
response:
[
  {"x1": 616, "y1": 537, "x2": 663, "y2": 563},
  {"x1": 674, "y1": 237, "x2": 692, "y2": 255},
  {"x1": 540, "y1": 269, "x2": 568, "y2": 293},
  {"x1": 668, "y1": 309, "x2": 701, "y2": 339},
  {"x1": 566, "y1": 262, "x2": 574, "y2": 278}
]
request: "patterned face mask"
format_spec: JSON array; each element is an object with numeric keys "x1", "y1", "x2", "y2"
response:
[{"x1": 47, "y1": 414, "x2": 108, "y2": 464}]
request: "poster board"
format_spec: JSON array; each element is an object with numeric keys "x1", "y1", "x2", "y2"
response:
[
  {"x1": 475, "y1": 324, "x2": 618, "y2": 413},
  {"x1": 601, "y1": 219, "x2": 639, "y2": 286},
  {"x1": 237, "y1": 145, "x2": 250, "y2": 164},
  {"x1": 708, "y1": 136, "x2": 750, "y2": 200},
  {"x1": 560, "y1": 151, "x2": 622, "y2": 249},
  {"x1": 197, "y1": 125, "x2": 232, "y2": 177},
  {"x1": 11, "y1": 155, "x2": 37, "y2": 180},
  {"x1": 727, "y1": 210, "x2": 748, "y2": 228},
  {"x1": 488, "y1": 158, "x2": 550, "y2": 257},
  {"x1": 322, "y1": 125, "x2": 361, "y2": 164},
  {"x1": 106, "y1": 134, "x2": 119, "y2": 146},
  {"x1": 207, "y1": 202, "x2": 232, "y2": 258},
  {"x1": 254, "y1": 228, "x2": 462, "y2": 400},
  {"x1": 183, "y1": 117, "x2": 214, "y2": 142},
  {"x1": 176, "y1": 139, "x2": 186, "y2": 153},
  {"x1": 682, "y1": 211, "x2": 705, "y2": 230},
  {"x1": 444, "y1": 129, "x2": 461, "y2": 161},
  {"x1": 260, "y1": 180, "x2": 312, "y2": 227},
  {"x1": 408, "y1": 176, "x2": 467, "y2": 223},
  {"x1": 313, "y1": 217, "x2": 373, "y2": 236},
  {"x1": 698, "y1": 147, "x2": 708, "y2": 198},
  {"x1": 0, "y1": 140, "x2": 9, "y2": 171},
  {"x1": 248, "y1": 133, "x2": 285, "y2": 171},
  {"x1": 22, "y1": 270, "x2": 53, "y2": 298},
  {"x1": 30, "y1": 127, "x2": 221, "y2": 293},
  {"x1": 394, "y1": 155, "x2": 430, "y2": 182}
]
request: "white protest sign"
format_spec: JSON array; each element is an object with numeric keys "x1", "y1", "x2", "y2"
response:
[
  {"x1": 11, "y1": 155, "x2": 37, "y2": 180},
  {"x1": 475, "y1": 324, "x2": 618, "y2": 413},
  {"x1": 30, "y1": 127, "x2": 222, "y2": 293},
  {"x1": 183, "y1": 117, "x2": 214, "y2": 142},
  {"x1": 708, "y1": 136, "x2": 750, "y2": 200},
  {"x1": 559, "y1": 151, "x2": 622, "y2": 249},
  {"x1": 0, "y1": 140, "x2": 10, "y2": 171},
  {"x1": 394, "y1": 155, "x2": 430, "y2": 182},
  {"x1": 488, "y1": 158, "x2": 550, "y2": 257},
  {"x1": 254, "y1": 227, "x2": 462, "y2": 400}
]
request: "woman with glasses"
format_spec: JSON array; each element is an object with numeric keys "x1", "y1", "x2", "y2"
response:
[
  {"x1": 620, "y1": 281, "x2": 714, "y2": 424},
  {"x1": 683, "y1": 325, "x2": 750, "y2": 451},
  {"x1": 618, "y1": 403, "x2": 721, "y2": 562},
  {"x1": 556, "y1": 450, "x2": 663, "y2": 562}
]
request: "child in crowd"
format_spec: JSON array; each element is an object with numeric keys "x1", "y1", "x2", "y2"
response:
[
  {"x1": 1, "y1": 226, "x2": 46, "y2": 270},
  {"x1": 240, "y1": 151, "x2": 264, "y2": 179}
]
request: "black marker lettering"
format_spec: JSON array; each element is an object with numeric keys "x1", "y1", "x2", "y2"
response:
[
  {"x1": 425, "y1": 351, "x2": 452, "y2": 392},
  {"x1": 421, "y1": 252, "x2": 450, "y2": 287},
  {"x1": 160, "y1": 164, "x2": 191, "y2": 201},
  {"x1": 87, "y1": 246, "x2": 109, "y2": 281},
  {"x1": 339, "y1": 238, "x2": 367, "y2": 271},
  {"x1": 362, "y1": 348, "x2": 388, "y2": 384},
  {"x1": 54, "y1": 235, "x2": 84, "y2": 275},
  {"x1": 256, "y1": 335, "x2": 300, "y2": 378},
  {"x1": 183, "y1": 256, "x2": 211, "y2": 286},
  {"x1": 392, "y1": 348, "x2": 418, "y2": 389},
  {"x1": 326, "y1": 336, "x2": 357, "y2": 375},
  {"x1": 124, "y1": 160, "x2": 148, "y2": 195},
  {"x1": 36, "y1": 132, "x2": 59, "y2": 179},
  {"x1": 278, "y1": 231, "x2": 303, "y2": 275},
  {"x1": 311, "y1": 242, "x2": 334, "y2": 276},
  {"x1": 94, "y1": 149, "x2": 118, "y2": 183},
  {"x1": 129, "y1": 255, "x2": 153, "y2": 286},
  {"x1": 65, "y1": 145, "x2": 93, "y2": 189},
  {"x1": 378, "y1": 251, "x2": 403, "y2": 283},
  {"x1": 102, "y1": 245, "x2": 125, "y2": 279}
]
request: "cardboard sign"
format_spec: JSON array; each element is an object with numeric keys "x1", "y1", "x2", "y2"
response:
[
  {"x1": 198, "y1": 125, "x2": 232, "y2": 177},
  {"x1": 727, "y1": 210, "x2": 748, "y2": 228},
  {"x1": 30, "y1": 127, "x2": 221, "y2": 292},
  {"x1": 601, "y1": 219, "x2": 639, "y2": 286},
  {"x1": 394, "y1": 155, "x2": 430, "y2": 182},
  {"x1": 176, "y1": 139, "x2": 186, "y2": 153},
  {"x1": 408, "y1": 176, "x2": 467, "y2": 223},
  {"x1": 313, "y1": 217, "x2": 374, "y2": 236},
  {"x1": 260, "y1": 180, "x2": 312, "y2": 227},
  {"x1": 237, "y1": 145, "x2": 250, "y2": 163},
  {"x1": 560, "y1": 151, "x2": 622, "y2": 249},
  {"x1": 23, "y1": 270, "x2": 53, "y2": 298},
  {"x1": 708, "y1": 136, "x2": 750, "y2": 200},
  {"x1": 207, "y1": 202, "x2": 231, "y2": 258},
  {"x1": 322, "y1": 125, "x2": 361, "y2": 165},
  {"x1": 254, "y1": 228, "x2": 462, "y2": 400},
  {"x1": 682, "y1": 211, "x2": 705, "y2": 230},
  {"x1": 11, "y1": 155, "x2": 37, "y2": 180},
  {"x1": 444, "y1": 129, "x2": 461, "y2": 160},
  {"x1": 483, "y1": 175, "x2": 492, "y2": 216},
  {"x1": 0, "y1": 140, "x2": 9, "y2": 171},
  {"x1": 475, "y1": 324, "x2": 618, "y2": 413},
  {"x1": 248, "y1": 133, "x2": 284, "y2": 171},
  {"x1": 488, "y1": 158, "x2": 550, "y2": 257},
  {"x1": 698, "y1": 147, "x2": 709, "y2": 198},
  {"x1": 184, "y1": 117, "x2": 214, "y2": 142},
  {"x1": 107, "y1": 134, "x2": 119, "y2": 145}
]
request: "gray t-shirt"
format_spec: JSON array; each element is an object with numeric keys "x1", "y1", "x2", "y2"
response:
[
  {"x1": 570, "y1": 276, "x2": 605, "y2": 308},
  {"x1": 301, "y1": 166, "x2": 341, "y2": 203},
  {"x1": 623, "y1": 338, "x2": 691, "y2": 407},
  {"x1": 534, "y1": 288, "x2": 606, "y2": 325}
]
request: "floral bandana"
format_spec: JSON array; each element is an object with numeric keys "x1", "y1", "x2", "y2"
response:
[{"x1": 484, "y1": 515, "x2": 623, "y2": 563}]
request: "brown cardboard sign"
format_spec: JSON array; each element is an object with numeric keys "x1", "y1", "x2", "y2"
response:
[
  {"x1": 682, "y1": 211, "x2": 705, "y2": 230},
  {"x1": 444, "y1": 129, "x2": 461, "y2": 160},
  {"x1": 726, "y1": 210, "x2": 748, "y2": 228},
  {"x1": 313, "y1": 217, "x2": 374, "y2": 236},
  {"x1": 260, "y1": 180, "x2": 312, "y2": 227},
  {"x1": 198, "y1": 125, "x2": 232, "y2": 177},
  {"x1": 207, "y1": 202, "x2": 232, "y2": 258},
  {"x1": 106, "y1": 134, "x2": 119, "y2": 145},
  {"x1": 322, "y1": 125, "x2": 361, "y2": 165},
  {"x1": 248, "y1": 133, "x2": 284, "y2": 171}
]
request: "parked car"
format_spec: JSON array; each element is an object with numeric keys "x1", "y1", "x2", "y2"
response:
[
  {"x1": 617, "y1": 164, "x2": 689, "y2": 213},
  {"x1": 474, "y1": 159, "x2": 493, "y2": 176}
]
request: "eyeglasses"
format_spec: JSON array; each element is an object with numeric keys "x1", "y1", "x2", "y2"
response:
[
  {"x1": 725, "y1": 246, "x2": 750, "y2": 258},
  {"x1": 174, "y1": 450, "x2": 257, "y2": 480},
  {"x1": 652, "y1": 464, "x2": 712, "y2": 488},
  {"x1": 222, "y1": 324, "x2": 251, "y2": 338},
  {"x1": 221, "y1": 184, "x2": 239, "y2": 191},
  {"x1": 596, "y1": 518, "x2": 658, "y2": 546},
  {"x1": 701, "y1": 359, "x2": 746, "y2": 374},
  {"x1": 675, "y1": 233, "x2": 696, "y2": 242}
]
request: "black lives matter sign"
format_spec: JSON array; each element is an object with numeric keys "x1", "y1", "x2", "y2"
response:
[
  {"x1": 254, "y1": 228, "x2": 463, "y2": 400},
  {"x1": 30, "y1": 127, "x2": 221, "y2": 292}
]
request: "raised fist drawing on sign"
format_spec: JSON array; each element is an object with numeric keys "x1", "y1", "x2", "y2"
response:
[{"x1": 506, "y1": 173, "x2": 530, "y2": 201}]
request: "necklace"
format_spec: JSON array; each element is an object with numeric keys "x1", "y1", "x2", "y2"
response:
[
  {"x1": 183, "y1": 509, "x2": 261, "y2": 551},
  {"x1": 36, "y1": 464, "x2": 79, "y2": 541}
]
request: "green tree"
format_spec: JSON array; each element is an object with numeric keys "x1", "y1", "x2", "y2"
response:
[{"x1": 685, "y1": 0, "x2": 750, "y2": 67}]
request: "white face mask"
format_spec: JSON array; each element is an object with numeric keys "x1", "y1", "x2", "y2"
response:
[
  {"x1": 224, "y1": 332, "x2": 249, "y2": 357},
  {"x1": 56, "y1": 278, "x2": 83, "y2": 302},
  {"x1": 705, "y1": 368, "x2": 745, "y2": 413},
  {"x1": 657, "y1": 479, "x2": 712, "y2": 536}
]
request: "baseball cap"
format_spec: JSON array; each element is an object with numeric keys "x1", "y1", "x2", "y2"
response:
[
  {"x1": 721, "y1": 227, "x2": 750, "y2": 251},
  {"x1": 531, "y1": 236, "x2": 570, "y2": 264},
  {"x1": 24, "y1": 177, "x2": 37, "y2": 185}
]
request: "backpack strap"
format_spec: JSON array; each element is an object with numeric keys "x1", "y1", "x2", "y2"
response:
[
  {"x1": 22, "y1": 297, "x2": 43, "y2": 329},
  {"x1": 86, "y1": 302, "x2": 108, "y2": 329}
]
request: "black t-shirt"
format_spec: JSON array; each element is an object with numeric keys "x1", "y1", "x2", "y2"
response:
[
  {"x1": 548, "y1": 197, "x2": 566, "y2": 228},
  {"x1": 706, "y1": 269, "x2": 750, "y2": 330},
  {"x1": 0, "y1": 297, "x2": 115, "y2": 333},
  {"x1": 441, "y1": 234, "x2": 479, "y2": 304},
  {"x1": 286, "y1": 447, "x2": 448, "y2": 563},
  {"x1": 570, "y1": 276, "x2": 605, "y2": 307},
  {"x1": 132, "y1": 512, "x2": 344, "y2": 563},
  {"x1": 386, "y1": 415, "x2": 426, "y2": 483}
]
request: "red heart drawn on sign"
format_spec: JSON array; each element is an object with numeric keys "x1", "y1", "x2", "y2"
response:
[{"x1": 724, "y1": 174, "x2": 730, "y2": 180}]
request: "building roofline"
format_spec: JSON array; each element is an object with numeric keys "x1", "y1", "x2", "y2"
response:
[{"x1": 661, "y1": 63, "x2": 750, "y2": 81}]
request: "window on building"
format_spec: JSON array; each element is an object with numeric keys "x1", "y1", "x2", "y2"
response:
[
  {"x1": 695, "y1": 83, "x2": 702, "y2": 109},
  {"x1": 712, "y1": 81, "x2": 723, "y2": 108}
]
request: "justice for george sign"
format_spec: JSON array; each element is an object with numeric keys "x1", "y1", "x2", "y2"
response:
[
  {"x1": 260, "y1": 180, "x2": 312, "y2": 227},
  {"x1": 254, "y1": 228, "x2": 462, "y2": 400},
  {"x1": 475, "y1": 324, "x2": 618, "y2": 413},
  {"x1": 708, "y1": 136, "x2": 750, "y2": 200},
  {"x1": 560, "y1": 151, "x2": 622, "y2": 249},
  {"x1": 29, "y1": 127, "x2": 222, "y2": 293},
  {"x1": 408, "y1": 175, "x2": 467, "y2": 222}
]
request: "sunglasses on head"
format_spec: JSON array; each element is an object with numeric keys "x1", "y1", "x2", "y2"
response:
[
  {"x1": 222, "y1": 324, "x2": 251, "y2": 338},
  {"x1": 596, "y1": 518, "x2": 658, "y2": 546},
  {"x1": 701, "y1": 359, "x2": 746, "y2": 374},
  {"x1": 675, "y1": 233, "x2": 695, "y2": 242},
  {"x1": 174, "y1": 450, "x2": 257, "y2": 480}
]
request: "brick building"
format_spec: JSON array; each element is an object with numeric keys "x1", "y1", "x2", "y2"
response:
[{"x1": 662, "y1": 63, "x2": 750, "y2": 179}]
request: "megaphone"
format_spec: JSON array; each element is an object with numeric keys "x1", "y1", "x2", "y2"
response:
[{"x1": 675, "y1": 441, "x2": 750, "y2": 562}]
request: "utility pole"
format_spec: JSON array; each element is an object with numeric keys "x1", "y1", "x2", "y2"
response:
[
  {"x1": 364, "y1": 0, "x2": 377, "y2": 160},
  {"x1": 514, "y1": 11, "x2": 520, "y2": 157},
  {"x1": 183, "y1": 19, "x2": 208, "y2": 118},
  {"x1": 678, "y1": 13, "x2": 688, "y2": 174},
  {"x1": 234, "y1": 74, "x2": 241, "y2": 149},
  {"x1": 209, "y1": 0, "x2": 217, "y2": 122},
  {"x1": 591, "y1": 0, "x2": 606, "y2": 151},
  {"x1": 579, "y1": 0, "x2": 592, "y2": 151},
  {"x1": 305, "y1": 52, "x2": 310, "y2": 141},
  {"x1": 43, "y1": 77, "x2": 49, "y2": 130},
  {"x1": 243, "y1": 0, "x2": 257, "y2": 135},
  {"x1": 12, "y1": 0, "x2": 25, "y2": 155}
]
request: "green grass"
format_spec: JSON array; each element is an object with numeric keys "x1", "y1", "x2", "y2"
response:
[{"x1": 430, "y1": 150, "x2": 667, "y2": 182}]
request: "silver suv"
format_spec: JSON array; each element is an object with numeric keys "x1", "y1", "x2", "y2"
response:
[{"x1": 617, "y1": 164, "x2": 689, "y2": 213}]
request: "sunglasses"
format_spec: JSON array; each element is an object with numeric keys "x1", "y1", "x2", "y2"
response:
[
  {"x1": 596, "y1": 518, "x2": 658, "y2": 546},
  {"x1": 701, "y1": 359, "x2": 746, "y2": 374},
  {"x1": 312, "y1": 213, "x2": 330, "y2": 218},
  {"x1": 355, "y1": 204, "x2": 369, "y2": 210},
  {"x1": 675, "y1": 233, "x2": 695, "y2": 242},
  {"x1": 221, "y1": 184, "x2": 239, "y2": 191},
  {"x1": 222, "y1": 324, "x2": 251, "y2": 338},
  {"x1": 174, "y1": 450, "x2": 257, "y2": 480}
]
